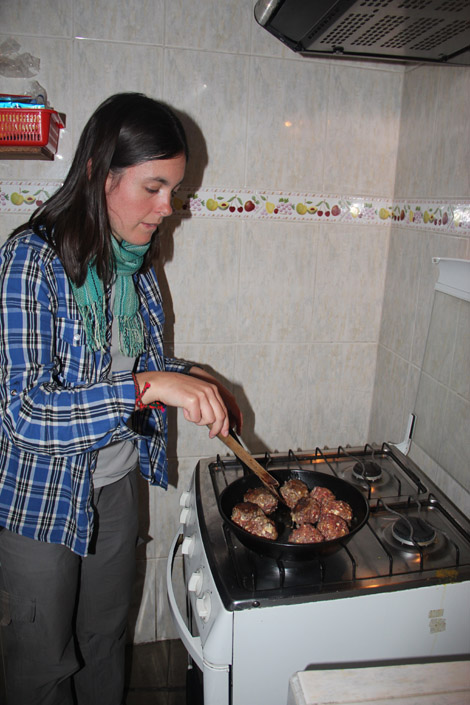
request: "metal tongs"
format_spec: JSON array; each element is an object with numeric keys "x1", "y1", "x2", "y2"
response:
[{"x1": 214, "y1": 427, "x2": 286, "y2": 505}]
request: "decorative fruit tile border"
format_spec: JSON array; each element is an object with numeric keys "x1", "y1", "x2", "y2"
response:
[
  {"x1": 0, "y1": 181, "x2": 59, "y2": 210},
  {"x1": 1, "y1": 181, "x2": 469, "y2": 234}
]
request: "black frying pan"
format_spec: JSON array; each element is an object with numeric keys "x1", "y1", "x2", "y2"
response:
[{"x1": 219, "y1": 469, "x2": 369, "y2": 561}]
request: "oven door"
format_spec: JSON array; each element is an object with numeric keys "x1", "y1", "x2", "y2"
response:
[{"x1": 167, "y1": 528, "x2": 232, "y2": 705}]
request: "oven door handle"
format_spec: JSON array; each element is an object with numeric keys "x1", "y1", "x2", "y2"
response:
[{"x1": 166, "y1": 528, "x2": 204, "y2": 671}]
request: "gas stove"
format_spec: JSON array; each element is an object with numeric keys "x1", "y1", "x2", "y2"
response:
[
  {"x1": 167, "y1": 442, "x2": 470, "y2": 705},
  {"x1": 197, "y1": 443, "x2": 470, "y2": 607}
]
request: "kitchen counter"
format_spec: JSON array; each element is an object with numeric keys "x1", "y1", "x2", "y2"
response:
[{"x1": 287, "y1": 660, "x2": 470, "y2": 705}]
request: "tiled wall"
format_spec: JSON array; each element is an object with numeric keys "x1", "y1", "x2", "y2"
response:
[
  {"x1": 1, "y1": 1, "x2": 469, "y2": 643},
  {"x1": 412, "y1": 289, "x2": 470, "y2": 514},
  {"x1": 369, "y1": 64, "x2": 470, "y2": 515}
]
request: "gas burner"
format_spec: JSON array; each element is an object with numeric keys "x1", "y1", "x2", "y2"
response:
[
  {"x1": 352, "y1": 460, "x2": 383, "y2": 482},
  {"x1": 392, "y1": 517, "x2": 436, "y2": 547}
]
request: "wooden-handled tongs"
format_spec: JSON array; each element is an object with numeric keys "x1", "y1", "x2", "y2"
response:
[{"x1": 213, "y1": 427, "x2": 285, "y2": 505}]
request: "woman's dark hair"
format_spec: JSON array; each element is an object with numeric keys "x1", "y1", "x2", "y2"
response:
[{"x1": 29, "y1": 92, "x2": 188, "y2": 285}]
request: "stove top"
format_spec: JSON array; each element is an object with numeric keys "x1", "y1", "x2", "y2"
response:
[{"x1": 193, "y1": 444, "x2": 470, "y2": 611}]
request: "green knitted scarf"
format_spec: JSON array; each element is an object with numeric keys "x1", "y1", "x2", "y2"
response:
[{"x1": 70, "y1": 237, "x2": 150, "y2": 356}]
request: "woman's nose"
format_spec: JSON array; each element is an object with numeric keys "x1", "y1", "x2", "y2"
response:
[{"x1": 155, "y1": 195, "x2": 173, "y2": 217}]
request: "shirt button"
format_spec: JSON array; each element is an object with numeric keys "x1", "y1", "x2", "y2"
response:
[
  {"x1": 11, "y1": 389, "x2": 17, "y2": 396},
  {"x1": 74, "y1": 334, "x2": 81, "y2": 342}
]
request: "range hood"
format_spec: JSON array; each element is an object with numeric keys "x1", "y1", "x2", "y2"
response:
[{"x1": 254, "y1": 0, "x2": 470, "y2": 65}]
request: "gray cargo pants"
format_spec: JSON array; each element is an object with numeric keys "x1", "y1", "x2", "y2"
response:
[{"x1": 0, "y1": 469, "x2": 139, "y2": 705}]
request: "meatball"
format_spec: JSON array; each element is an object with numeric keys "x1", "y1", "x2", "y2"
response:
[
  {"x1": 288, "y1": 524, "x2": 325, "y2": 544},
  {"x1": 291, "y1": 496, "x2": 321, "y2": 526},
  {"x1": 280, "y1": 478, "x2": 309, "y2": 509},
  {"x1": 321, "y1": 499, "x2": 353, "y2": 525},
  {"x1": 231, "y1": 502, "x2": 264, "y2": 528},
  {"x1": 243, "y1": 486, "x2": 278, "y2": 515},
  {"x1": 310, "y1": 486, "x2": 336, "y2": 505},
  {"x1": 317, "y1": 514, "x2": 349, "y2": 540},
  {"x1": 244, "y1": 514, "x2": 278, "y2": 540}
]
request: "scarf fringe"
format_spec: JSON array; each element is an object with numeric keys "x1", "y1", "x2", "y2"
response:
[
  {"x1": 117, "y1": 313, "x2": 146, "y2": 358},
  {"x1": 80, "y1": 300, "x2": 108, "y2": 352}
]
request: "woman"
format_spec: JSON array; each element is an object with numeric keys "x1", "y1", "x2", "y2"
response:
[{"x1": 0, "y1": 92, "x2": 241, "y2": 705}]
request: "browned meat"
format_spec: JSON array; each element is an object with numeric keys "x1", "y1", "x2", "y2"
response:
[
  {"x1": 244, "y1": 514, "x2": 278, "y2": 540},
  {"x1": 231, "y1": 502, "x2": 264, "y2": 528},
  {"x1": 310, "y1": 486, "x2": 336, "y2": 505},
  {"x1": 317, "y1": 514, "x2": 349, "y2": 540},
  {"x1": 280, "y1": 478, "x2": 309, "y2": 509},
  {"x1": 321, "y1": 499, "x2": 353, "y2": 524},
  {"x1": 288, "y1": 524, "x2": 325, "y2": 544},
  {"x1": 291, "y1": 496, "x2": 321, "y2": 526},
  {"x1": 243, "y1": 486, "x2": 278, "y2": 515}
]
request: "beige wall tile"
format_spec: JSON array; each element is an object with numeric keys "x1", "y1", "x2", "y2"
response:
[
  {"x1": 304, "y1": 342, "x2": 376, "y2": 448},
  {"x1": 0, "y1": 0, "x2": 73, "y2": 37},
  {"x1": 395, "y1": 65, "x2": 470, "y2": 200},
  {"x1": 379, "y1": 226, "x2": 422, "y2": 360},
  {"x1": 0, "y1": 214, "x2": 30, "y2": 243},
  {"x1": 237, "y1": 220, "x2": 318, "y2": 343},
  {"x1": 323, "y1": 63, "x2": 402, "y2": 197},
  {"x1": 165, "y1": 0, "x2": 253, "y2": 54},
  {"x1": 74, "y1": 0, "x2": 164, "y2": 44},
  {"x1": 312, "y1": 223, "x2": 388, "y2": 342},
  {"x1": 232, "y1": 343, "x2": 310, "y2": 453},
  {"x1": 72, "y1": 39, "x2": 164, "y2": 143},
  {"x1": 410, "y1": 230, "x2": 468, "y2": 368},
  {"x1": 245, "y1": 56, "x2": 330, "y2": 191},
  {"x1": 451, "y1": 299, "x2": 470, "y2": 401},
  {"x1": 430, "y1": 67, "x2": 470, "y2": 199},
  {"x1": 159, "y1": 218, "x2": 241, "y2": 344},
  {"x1": 421, "y1": 292, "x2": 459, "y2": 386},
  {"x1": 163, "y1": 48, "x2": 250, "y2": 187},
  {"x1": 438, "y1": 391, "x2": 470, "y2": 492},
  {"x1": 394, "y1": 66, "x2": 438, "y2": 199},
  {"x1": 368, "y1": 345, "x2": 417, "y2": 444}
]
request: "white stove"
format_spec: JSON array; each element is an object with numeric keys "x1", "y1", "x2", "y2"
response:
[{"x1": 167, "y1": 443, "x2": 470, "y2": 705}]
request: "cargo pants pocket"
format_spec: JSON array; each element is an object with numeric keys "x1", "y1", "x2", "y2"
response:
[{"x1": 0, "y1": 588, "x2": 36, "y2": 626}]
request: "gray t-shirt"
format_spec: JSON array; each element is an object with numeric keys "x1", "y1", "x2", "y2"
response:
[{"x1": 93, "y1": 292, "x2": 139, "y2": 488}]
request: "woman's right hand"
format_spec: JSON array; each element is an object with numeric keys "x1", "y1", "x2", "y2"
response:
[{"x1": 134, "y1": 371, "x2": 230, "y2": 438}]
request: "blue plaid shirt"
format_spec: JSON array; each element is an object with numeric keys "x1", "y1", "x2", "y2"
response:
[{"x1": 0, "y1": 229, "x2": 190, "y2": 556}]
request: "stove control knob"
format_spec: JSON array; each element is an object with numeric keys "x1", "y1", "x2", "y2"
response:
[
  {"x1": 188, "y1": 569, "x2": 204, "y2": 597},
  {"x1": 196, "y1": 592, "x2": 211, "y2": 622},
  {"x1": 181, "y1": 534, "x2": 195, "y2": 558},
  {"x1": 179, "y1": 506, "x2": 191, "y2": 525},
  {"x1": 179, "y1": 491, "x2": 191, "y2": 508}
]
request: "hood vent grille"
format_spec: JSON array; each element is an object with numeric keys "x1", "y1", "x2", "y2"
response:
[{"x1": 255, "y1": 0, "x2": 470, "y2": 65}]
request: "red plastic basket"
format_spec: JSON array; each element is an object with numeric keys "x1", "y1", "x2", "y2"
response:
[{"x1": 0, "y1": 109, "x2": 64, "y2": 153}]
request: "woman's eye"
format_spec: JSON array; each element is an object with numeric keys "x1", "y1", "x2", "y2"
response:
[{"x1": 146, "y1": 188, "x2": 160, "y2": 195}]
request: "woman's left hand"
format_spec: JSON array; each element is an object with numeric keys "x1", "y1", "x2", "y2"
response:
[{"x1": 188, "y1": 366, "x2": 243, "y2": 435}]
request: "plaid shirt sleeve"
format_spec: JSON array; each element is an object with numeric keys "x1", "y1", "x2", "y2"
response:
[{"x1": 0, "y1": 233, "x2": 137, "y2": 457}]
